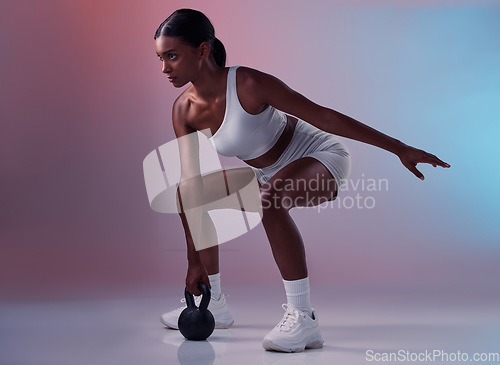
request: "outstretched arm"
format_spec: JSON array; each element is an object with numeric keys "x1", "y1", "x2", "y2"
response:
[
  {"x1": 307, "y1": 108, "x2": 450, "y2": 180},
  {"x1": 245, "y1": 68, "x2": 450, "y2": 180}
]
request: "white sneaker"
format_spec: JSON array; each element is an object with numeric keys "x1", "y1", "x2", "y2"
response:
[
  {"x1": 262, "y1": 304, "x2": 324, "y2": 353},
  {"x1": 160, "y1": 293, "x2": 234, "y2": 329}
]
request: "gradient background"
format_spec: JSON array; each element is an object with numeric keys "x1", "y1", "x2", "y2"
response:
[{"x1": 1, "y1": 0, "x2": 500, "y2": 301}]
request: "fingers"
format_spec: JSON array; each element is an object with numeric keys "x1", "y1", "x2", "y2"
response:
[
  {"x1": 187, "y1": 287, "x2": 202, "y2": 296},
  {"x1": 186, "y1": 278, "x2": 202, "y2": 295},
  {"x1": 413, "y1": 167, "x2": 425, "y2": 181},
  {"x1": 186, "y1": 277, "x2": 210, "y2": 296},
  {"x1": 405, "y1": 161, "x2": 424, "y2": 181},
  {"x1": 186, "y1": 283, "x2": 202, "y2": 296},
  {"x1": 401, "y1": 147, "x2": 450, "y2": 180},
  {"x1": 423, "y1": 152, "x2": 450, "y2": 168}
]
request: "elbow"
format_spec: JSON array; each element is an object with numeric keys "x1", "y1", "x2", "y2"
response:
[
  {"x1": 177, "y1": 176, "x2": 203, "y2": 201},
  {"x1": 178, "y1": 178, "x2": 197, "y2": 195}
]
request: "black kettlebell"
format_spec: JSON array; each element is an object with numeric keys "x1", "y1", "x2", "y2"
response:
[{"x1": 178, "y1": 282, "x2": 215, "y2": 341}]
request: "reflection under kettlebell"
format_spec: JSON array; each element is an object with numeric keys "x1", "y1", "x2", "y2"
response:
[
  {"x1": 178, "y1": 282, "x2": 215, "y2": 341},
  {"x1": 177, "y1": 339, "x2": 216, "y2": 365}
]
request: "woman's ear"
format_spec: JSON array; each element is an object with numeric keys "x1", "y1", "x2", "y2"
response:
[{"x1": 199, "y1": 41, "x2": 211, "y2": 59}]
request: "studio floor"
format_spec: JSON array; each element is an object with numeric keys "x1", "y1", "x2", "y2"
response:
[{"x1": 1, "y1": 284, "x2": 499, "y2": 365}]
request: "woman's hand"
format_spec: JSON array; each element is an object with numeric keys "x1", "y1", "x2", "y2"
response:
[
  {"x1": 397, "y1": 144, "x2": 451, "y2": 180},
  {"x1": 186, "y1": 261, "x2": 210, "y2": 296}
]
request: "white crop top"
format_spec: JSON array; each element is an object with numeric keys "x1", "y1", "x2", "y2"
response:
[{"x1": 208, "y1": 66, "x2": 287, "y2": 160}]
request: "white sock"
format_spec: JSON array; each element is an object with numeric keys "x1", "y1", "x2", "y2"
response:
[
  {"x1": 283, "y1": 277, "x2": 313, "y2": 317},
  {"x1": 208, "y1": 273, "x2": 221, "y2": 300}
]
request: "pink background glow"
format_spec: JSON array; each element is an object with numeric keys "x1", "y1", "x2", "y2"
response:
[{"x1": 1, "y1": 0, "x2": 499, "y2": 299}]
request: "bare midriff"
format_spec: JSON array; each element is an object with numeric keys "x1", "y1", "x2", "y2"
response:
[{"x1": 243, "y1": 115, "x2": 298, "y2": 169}]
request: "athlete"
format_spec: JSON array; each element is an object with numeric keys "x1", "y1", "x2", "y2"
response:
[{"x1": 154, "y1": 9, "x2": 450, "y2": 352}]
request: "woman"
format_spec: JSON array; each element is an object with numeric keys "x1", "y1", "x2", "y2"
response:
[{"x1": 154, "y1": 9, "x2": 450, "y2": 352}]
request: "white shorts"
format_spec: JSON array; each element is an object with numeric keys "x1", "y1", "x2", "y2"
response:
[{"x1": 250, "y1": 119, "x2": 351, "y2": 196}]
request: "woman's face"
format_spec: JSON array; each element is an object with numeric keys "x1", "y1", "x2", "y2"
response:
[{"x1": 155, "y1": 36, "x2": 202, "y2": 88}]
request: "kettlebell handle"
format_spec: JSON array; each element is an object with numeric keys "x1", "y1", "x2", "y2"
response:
[{"x1": 184, "y1": 282, "x2": 211, "y2": 311}]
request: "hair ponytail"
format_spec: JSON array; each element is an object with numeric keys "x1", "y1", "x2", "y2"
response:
[
  {"x1": 155, "y1": 9, "x2": 226, "y2": 68},
  {"x1": 211, "y1": 38, "x2": 226, "y2": 68}
]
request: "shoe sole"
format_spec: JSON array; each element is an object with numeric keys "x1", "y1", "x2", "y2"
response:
[
  {"x1": 215, "y1": 319, "x2": 234, "y2": 329},
  {"x1": 262, "y1": 339, "x2": 324, "y2": 353}
]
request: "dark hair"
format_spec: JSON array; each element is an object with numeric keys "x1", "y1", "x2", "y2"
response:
[{"x1": 154, "y1": 9, "x2": 226, "y2": 68}]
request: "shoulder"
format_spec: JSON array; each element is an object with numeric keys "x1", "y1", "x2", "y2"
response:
[
  {"x1": 172, "y1": 87, "x2": 197, "y2": 137},
  {"x1": 172, "y1": 87, "x2": 194, "y2": 120},
  {"x1": 235, "y1": 66, "x2": 290, "y2": 96},
  {"x1": 234, "y1": 66, "x2": 284, "y2": 109},
  {"x1": 234, "y1": 66, "x2": 292, "y2": 110},
  {"x1": 235, "y1": 66, "x2": 271, "y2": 91}
]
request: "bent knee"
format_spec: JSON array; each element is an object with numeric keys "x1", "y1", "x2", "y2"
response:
[{"x1": 259, "y1": 183, "x2": 295, "y2": 212}]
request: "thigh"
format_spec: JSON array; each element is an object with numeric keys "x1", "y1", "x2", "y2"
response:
[
  {"x1": 262, "y1": 157, "x2": 338, "y2": 208},
  {"x1": 198, "y1": 167, "x2": 261, "y2": 211}
]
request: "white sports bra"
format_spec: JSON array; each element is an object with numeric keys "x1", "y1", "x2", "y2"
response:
[{"x1": 208, "y1": 66, "x2": 287, "y2": 160}]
